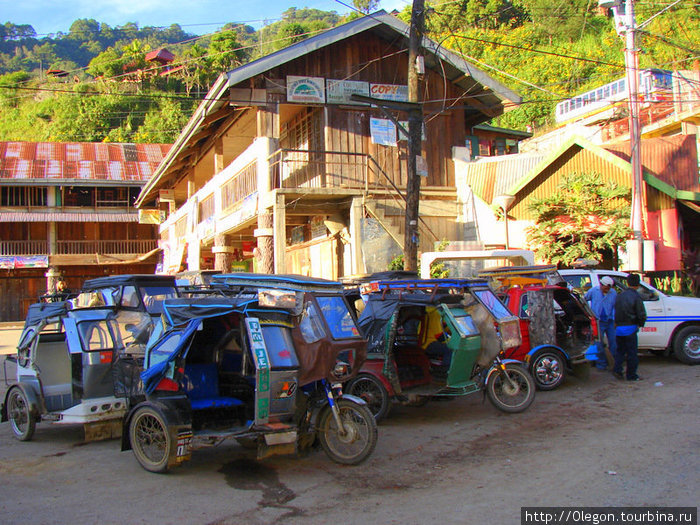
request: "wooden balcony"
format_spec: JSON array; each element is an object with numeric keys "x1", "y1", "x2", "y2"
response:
[{"x1": 0, "y1": 239, "x2": 159, "y2": 266}]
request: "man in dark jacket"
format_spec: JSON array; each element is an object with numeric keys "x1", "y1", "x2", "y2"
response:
[{"x1": 613, "y1": 273, "x2": 647, "y2": 381}]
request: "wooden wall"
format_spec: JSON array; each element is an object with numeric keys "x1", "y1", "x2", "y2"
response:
[{"x1": 0, "y1": 262, "x2": 157, "y2": 322}]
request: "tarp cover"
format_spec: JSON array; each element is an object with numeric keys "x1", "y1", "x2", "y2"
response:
[{"x1": 24, "y1": 301, "x2": 69, "y2": 328}]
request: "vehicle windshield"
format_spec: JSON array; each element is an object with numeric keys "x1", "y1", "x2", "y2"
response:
[
  {"x1": 316, "y1": 295, "x2": 361, "y2": 339},
  {"x1": 473, "y1": 289, "x2": 513, "y2": 320},
  {"x1": 140, "y1": 285, "x2": 178, "y2": 314},
  {"x1": 72, "y1": 287, "x2": 119, "y2": 309},
  {"x1": 446, "y1": 307, "x2": 479, "y2": 336},
  {"x1": 77, "y1": 320, "x2": 117, "y2": 351}
]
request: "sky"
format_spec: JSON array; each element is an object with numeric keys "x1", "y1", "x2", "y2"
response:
[{"x1": 1, "y1": 0, "x2": 411, "y2": 37}]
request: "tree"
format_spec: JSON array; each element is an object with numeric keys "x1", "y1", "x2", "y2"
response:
[
  {"x1": 526, "y1": 172, "x2": 631, "y2": 267},
  {"x1": 353, "y1": 0, "x2": 380, "y2": 15}
]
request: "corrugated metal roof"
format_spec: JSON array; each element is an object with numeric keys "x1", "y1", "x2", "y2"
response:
[
  {"x1": 604, "y1": 135, "x2": 699, "y2": 193},
  {"x1": 0, "y1": 211, "x2": 138, "y2": 222},
  {"x1": 0, "y1": 142, "x2": 171, "y2": 182},
  {"x1": 460, "y1": 153, "x2": 546, "y2": 204}
]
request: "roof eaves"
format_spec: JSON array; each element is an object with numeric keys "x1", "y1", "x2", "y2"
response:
[{"x1": 506, "y1": 135, "x2": 634, "y2": 196}]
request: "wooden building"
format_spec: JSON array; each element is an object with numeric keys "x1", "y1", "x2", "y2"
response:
[
  {"x1": 0, "y1": 141, "x2": 169, "y2": 321},
  {"x1": 135, "y1": 12, "x2": 522, "y2": 278}
]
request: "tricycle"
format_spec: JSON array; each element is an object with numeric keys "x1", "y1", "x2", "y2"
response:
[
  {"x1": 479, "y1": 266, "x2": 599, "y2": 390},
  {"x1": 1, "y1": 301, "x2": 130, "y2": 441},
  {"x1": 122, "y1": 279, "x2": 377, "y2": 473},
  {"x1": 344, "y1": 277, "x2": 536, "y2": 421}
]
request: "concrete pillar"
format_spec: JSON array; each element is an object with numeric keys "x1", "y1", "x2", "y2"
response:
[
  {"x1": 45, "y1": 266, "x2": 61, "y2": 295},
  {"x1": 273, "y1": 193, "x2": 286, "y2": 274},
  {"x1": 350, "y1": 197, "x2": 365, "y2": 275},
  {"x1": 213, "y1": 234, "x2": 235, "y2": 272}
]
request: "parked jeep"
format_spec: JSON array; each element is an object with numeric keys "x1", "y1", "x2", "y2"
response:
[{"x1": 559, "y1": 269, "x2": 700, "y2": 365}]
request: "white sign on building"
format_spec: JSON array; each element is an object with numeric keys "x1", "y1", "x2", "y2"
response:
[
  {"x1": 327, "y1": 79, "x2": 370, "y2": 105},
  {"x1": 287, "y1": 76, "x2": 326, "y2": 103},
  {"x1": 369, "y1": 83, "x2": 409, "y2": 102}
]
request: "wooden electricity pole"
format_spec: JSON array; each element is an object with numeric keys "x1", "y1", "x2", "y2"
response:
[{"x1": 404, "y1": 0, "x2": 425, "y2": 272}]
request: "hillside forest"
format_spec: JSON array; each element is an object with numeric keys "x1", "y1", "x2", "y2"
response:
[{"x1": 0, "y1": 1, "x2": 697, "y2": 144}]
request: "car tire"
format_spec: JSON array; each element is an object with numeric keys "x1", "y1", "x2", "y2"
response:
[
  {"x1": 529, "y1": 349, "x2": 566, "y2": 391},
  {"x1": 673, "y1": 326, "x2": 700, "y2": 365}
]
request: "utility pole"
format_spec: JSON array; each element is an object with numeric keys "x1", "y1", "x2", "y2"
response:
[
  {"x1": 600, "y1": 0, "x2": 644, "y2": 270},
  {"x1": 405, "y1": 0, "x2": 425, "y2": 272}
]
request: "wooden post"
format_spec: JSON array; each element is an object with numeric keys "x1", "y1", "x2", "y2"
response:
[
  {"x1": 405, "y1": 0, "x2": 425, "y2": 272},
  {"x1": 213, "y1": 234, "x2": 235, "y2": 272}
]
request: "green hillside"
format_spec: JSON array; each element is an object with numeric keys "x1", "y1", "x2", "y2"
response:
[{"x1": 0, "y1": 2, "x2": 696, "y2": 142}]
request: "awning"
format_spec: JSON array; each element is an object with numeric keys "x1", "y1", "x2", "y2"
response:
[{"x1": 0, "y1": 212, "x2": 138, "y2": 222}]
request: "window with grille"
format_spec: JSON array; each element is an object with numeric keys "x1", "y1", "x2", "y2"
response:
[
  {"x1": 1, "y1": 186, "x2": 47, "y2": 207},
  {"x1": 280, "y1": 108, "x2": 324, "y2": 187}
]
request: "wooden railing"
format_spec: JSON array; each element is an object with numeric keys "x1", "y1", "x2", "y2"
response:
[
  {"x1": 0, "y1": 239, "x2": 157, "y2": 256},
  {"x1": 221, "y1": 160, "x2": 257, "y2": 214},
  {"x1": 268, "y1": 149, "x2": 368, "y2": 191},
  {"x1": 56, "y1": 240, "x2": 158, "y2": 255},
  {"x1": 0, "y1": 240, "x2": 48, "y2": 256}
]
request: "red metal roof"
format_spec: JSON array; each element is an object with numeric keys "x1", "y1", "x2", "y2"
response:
[
  {"x1": 0, "y1": 142, "x2": 171, "y2": 183},
  {"x1": 604, "y1": 135, "x2": 699, "y2": 193}
]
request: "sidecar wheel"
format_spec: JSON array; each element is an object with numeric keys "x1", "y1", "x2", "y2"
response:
[
  {"x1": 129, "y1": 406, "x2": 175, "y2": 473},
  {"x1": 318, "y1": 399, "x2": 377, "y2": 465},
  {"x1": 346, "y1": 374, "x2": 391, "y2": 422},
  {"x1": 8, "y1": 387, "x2": 36, "y2": 441},
  {"x1": 486, "y1": 363, "x2": 535, "y2": 413}
]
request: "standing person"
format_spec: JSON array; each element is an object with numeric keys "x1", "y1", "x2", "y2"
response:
[
  {"x1": 585, "y1": 276, "x2": 617, "y2": 370},
  {"x1": 613, "y1": 273, "x2": 647, "y2": 381}
]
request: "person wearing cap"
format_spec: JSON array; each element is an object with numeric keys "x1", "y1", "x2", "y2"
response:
[
  {"x1": 585, "y1": 276, "x2": 617, "y2": 370},
  {"x1": 613, "y1": 273, "x2": 647, "y2": 381}
]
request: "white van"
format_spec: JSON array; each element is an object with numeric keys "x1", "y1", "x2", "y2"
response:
[{"x1": 559, "y1": 269, "x2": 700, "y2": 365}]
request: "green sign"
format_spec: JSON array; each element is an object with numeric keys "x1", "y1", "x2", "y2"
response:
[{"x1": 245, "y1": 318, "x2": 270, "y2": 422}]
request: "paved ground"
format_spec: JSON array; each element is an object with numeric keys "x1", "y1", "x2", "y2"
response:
[
  {"x1": 0, "y1": 354, "x2": 697, "y2": 525},
  {"x1": 0, "y1": 323, "x2": 22, "y2": 356}
]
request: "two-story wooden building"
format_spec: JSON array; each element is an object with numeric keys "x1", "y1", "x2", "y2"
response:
[
  {"x1": 0, "y1": 141, "x2": 169, "y2": 321},
  {"x1": 135, "y1": 11, "x2": 522, "y2": 278}
]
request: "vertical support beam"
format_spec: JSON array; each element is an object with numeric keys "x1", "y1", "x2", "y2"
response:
[
  {"x1": 273, "y1": 193, "x2": 286, "y2": 274},
  {"x1": 187, "y1": 174, "x2": 196, "y2": 200},
  {"x1": 213, "y1": 234, "x2": 235, "y2": 272},
  {"x1": 405, "y1": 0, "x2": 425, "y2": 272},
  {"x1": 255, "y1": 100, "x2": 279, "y2": 274},
  {"x1": 350, "y1": 197, "x2": 365, "y2": 275},
  {"x1": 214, "y1": 138, "x2": 224, "y2": 174}
]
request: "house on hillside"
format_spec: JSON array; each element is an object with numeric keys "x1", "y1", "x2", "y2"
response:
[
  {"x1": 135, "y1": 11, "x2": 526, "y2": 278},
  {"x1": 458, "y1": 134, "x2": 700, "y2": 272},
  {"x1": 0, "y1": 141, "x2": 170, "y2": 321}
]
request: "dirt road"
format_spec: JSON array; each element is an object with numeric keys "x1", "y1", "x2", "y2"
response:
[{"x1": 0, "y1": 355, "x2": 697, "y2": 525}]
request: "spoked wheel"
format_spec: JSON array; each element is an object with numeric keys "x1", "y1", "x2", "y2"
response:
[
  {"x1": 530, "y1": 350, "x2": 566, "y2": 391},
  {"x1": 346, "y1": 374, "x2": 391, "y2": 422},
  {"x1": 318, "y1": 399, "x2": 378, "y2": 465},
  {"x1": 129, "y1": 406, "x2": 175, "y2": 473},
  {"x1": 486, "y1": 363, "x2": 535, "y2": 413},
  {"x1": 7, "y1": 387, "x2": 36, "y2": 441}
]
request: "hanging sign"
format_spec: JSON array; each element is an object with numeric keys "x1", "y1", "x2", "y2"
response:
[{"x1": 370, "y1": 118, "x2": 397, "y2": 146}]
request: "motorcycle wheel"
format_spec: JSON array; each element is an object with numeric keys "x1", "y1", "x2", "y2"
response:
[
  {"x1": 318, "y1": 399, "x2": 378, "y2": 465},
  {"x1": 129, "y1": 405, "x2": 175, "y2": 473},
  {"x1": 486, "y1": 363, "x2": 535, "y2": 413},
  {"x1": 8, "y1": 386, "x2": 36, "y2": 441},
  {"x1": 346, "y1": 374, "x2": 391, "y2": 422}
]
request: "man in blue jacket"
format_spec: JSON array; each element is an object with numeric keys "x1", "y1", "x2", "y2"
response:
[
  {"x1": 613, "y1": 273, "x2": 647, "y2": 381},
  {"x1": 585, "y1": 276, "x2": 617, "y2": 370}
]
